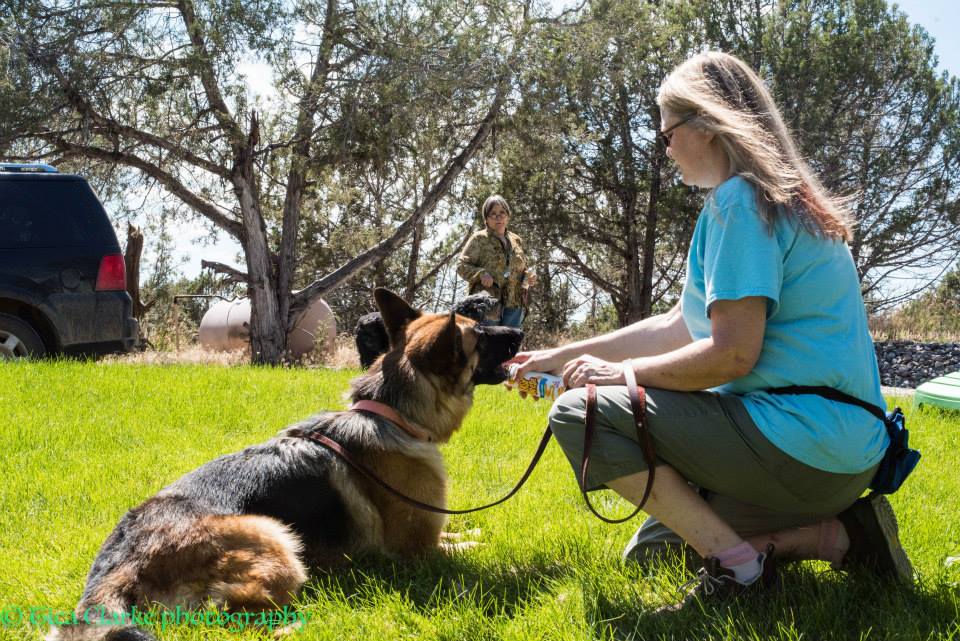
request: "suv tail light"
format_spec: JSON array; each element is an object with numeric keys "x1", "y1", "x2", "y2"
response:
[{"x1": 96, "y1": 254, "x2": 127, "y2": 291}]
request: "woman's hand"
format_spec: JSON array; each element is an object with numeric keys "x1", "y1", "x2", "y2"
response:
[
  {"x1": 503, "y1": 349, "x2": 566, "y2": 378},
  {"x1": 562, "y1": 355, "x2": 625, "y2": 389},
  {"x1": 480, "y1": 272, "x2": 494, "y2": 288},
  {"x1": 525, "y1": 272, "x2": 538, "y2": 288}
]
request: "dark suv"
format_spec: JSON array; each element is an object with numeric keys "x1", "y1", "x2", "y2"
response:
[{"x1": 0, "y1": 163, "x2": 138, "y2": 359}]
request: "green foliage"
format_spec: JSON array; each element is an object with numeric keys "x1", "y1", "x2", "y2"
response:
[
  {"x1": 1, "y1": 362, "x2": 958, "y2": 640},
  {"x1": 501, "y1": 0, "x2": 701, "y2": 328}
]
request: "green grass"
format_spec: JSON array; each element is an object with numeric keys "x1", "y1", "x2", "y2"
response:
[{"x1": 0, "y1": 362, "x2": 958, "y2": 640}]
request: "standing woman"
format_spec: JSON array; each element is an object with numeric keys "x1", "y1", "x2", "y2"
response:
[
  {"x1": 458, "y1": 195, "x2": 537, "y2": 328},
  {"x1": 508, "y1": 51, "x2": 911, "y2": 605}
]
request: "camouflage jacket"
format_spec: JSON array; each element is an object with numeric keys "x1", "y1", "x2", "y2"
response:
[{"x1": 457, "y1": 228, "x2": 529, "y2": 308}]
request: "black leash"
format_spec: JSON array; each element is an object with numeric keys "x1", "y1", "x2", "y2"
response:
[{"x1": 766, "y1": 385, "x2": 886, "y2": 420}]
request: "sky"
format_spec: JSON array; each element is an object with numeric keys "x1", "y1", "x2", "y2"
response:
[
  {"x1": 160, "y1": 0, "x2": 960, "y2": 284},
  {"x1": 893, "y1": 0, "x2": 959, "y2": 76}
]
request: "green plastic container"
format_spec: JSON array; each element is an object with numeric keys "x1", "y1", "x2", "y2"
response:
[{"x1": 914, "y1": 372, "x2": 960, "y2": 411}]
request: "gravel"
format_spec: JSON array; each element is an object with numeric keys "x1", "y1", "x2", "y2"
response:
[{"x1": 874, "y1": 340, "x2": 960, "y2": 390}]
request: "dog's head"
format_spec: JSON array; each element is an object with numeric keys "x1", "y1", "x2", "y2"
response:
[{"x1": 374, "y1": 288, "x2": 522, "y2": 386}]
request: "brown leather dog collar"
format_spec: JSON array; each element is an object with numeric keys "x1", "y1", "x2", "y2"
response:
[{"x1": 349, "y1": 400, "x2": 433, "y2": 442}]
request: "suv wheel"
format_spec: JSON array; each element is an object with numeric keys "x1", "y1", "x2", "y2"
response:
[{"x1": 0, "y1": 313, "x2": 46, "y2": 360}]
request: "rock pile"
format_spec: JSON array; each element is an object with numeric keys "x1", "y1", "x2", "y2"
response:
[{"x1": 874, "y1": 341, "x2": 960, "y2": 389}]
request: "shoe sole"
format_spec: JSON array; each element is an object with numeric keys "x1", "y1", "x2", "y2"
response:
[{"x1": 862, "y1": 494, "x2": 914, "y2": 585}]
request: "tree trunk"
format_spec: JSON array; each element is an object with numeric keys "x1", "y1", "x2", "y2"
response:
[
  {"x1": 404, "y1": 219, "x2": 424, "y2": 299},
  {"x1": 640, "y1": 131, "x2": 665, "y2": 318},
  {"x1": 236, "y1": 112, "x2": 286, "y2": 365},
  {"x1": 124, "y1": 223, "x2": 153, "y2": 321},
  {"x1": 623, "y1": 197, "x2": 644, "y2": 325},
  {"x1": 616, "y1": 80, "x2": 643, "y2": 325}
]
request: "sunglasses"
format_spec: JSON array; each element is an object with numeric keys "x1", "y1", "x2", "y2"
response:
[
  {"x1": 660, "y1": 113, "x2": 698, "y2": 147},
  {"x1": 485, "y1": 211, "x2": 509, "y2": 220}
]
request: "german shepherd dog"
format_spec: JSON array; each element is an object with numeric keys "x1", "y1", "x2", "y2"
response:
[{"x1": 50, "y1": 289, "x2": 523, "y2": 641}]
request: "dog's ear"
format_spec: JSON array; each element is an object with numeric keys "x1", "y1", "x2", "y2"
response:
[{"x1": 374, "y1": 288, "x2": 421, "y2": 347}]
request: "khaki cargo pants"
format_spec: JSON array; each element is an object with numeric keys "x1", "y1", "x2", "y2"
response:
[{"x1": 548, "y1": 386, "x2": 877, "y2": 564}]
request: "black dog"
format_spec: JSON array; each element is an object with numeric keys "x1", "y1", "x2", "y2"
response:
[{"x1": 355, "y1": 292, "x2": 500, "y2": 368}]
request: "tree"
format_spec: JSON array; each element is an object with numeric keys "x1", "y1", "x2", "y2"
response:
[
  {"x1": 0, "y1": 0, "x2": 522, "y2": 363},
  {"x1": 500, "y1": 0, "x2": 701, "y2": 328}
]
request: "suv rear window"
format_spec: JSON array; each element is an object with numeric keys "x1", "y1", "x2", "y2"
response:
[{"x1": 0, "y1": 177, "x2": 117, "y2": 248}]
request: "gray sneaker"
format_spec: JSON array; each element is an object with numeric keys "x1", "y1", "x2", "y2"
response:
[
  {"x1": 837, "y1": 493, "x2": 914, "y2": 585},
  {"x1": 657, "y1": 543, "x2": 777, "y2": 612}
]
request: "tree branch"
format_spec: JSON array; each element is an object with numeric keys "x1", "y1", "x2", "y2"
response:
[
  {"x1": 176, "y1": 0, "x2": 245, "y2": 148},
  {"x1": 278, "y1": 0, "x2": 340, "y2": 326},
  {"x1": 201, "y1": 259, "x2": 249, "y2": 285},
  {"x1": 412, "y1": 230, "x2": 473, "y2": 295},
  {"x1": 289, "y1": 79, "x2": 510, "y2": 316},
  {"x1": 54, "y1": 138, "x2": 245, "y2": 240}
]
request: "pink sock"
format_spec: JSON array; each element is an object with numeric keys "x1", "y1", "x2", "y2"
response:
[
  {"x1": 713, "y1": 541, "x2": 762, "y2": 583},
  {"x1": 818, "y1": 518, "x2": 847, "y2": 566}
]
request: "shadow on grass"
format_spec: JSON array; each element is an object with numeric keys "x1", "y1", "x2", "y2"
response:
[
  {"x1": 302, "y1": 547, "x2": 575, "y2": 619},
  {"x1": 596, "y1": 564, "x2": 960, "y2": 640},
  {"x1": 312, "y1": 548, "x2": 959, "y2": 639}
]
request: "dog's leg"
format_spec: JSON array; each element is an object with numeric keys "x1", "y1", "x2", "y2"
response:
[
  {"x1": 439, "y1": 540, "x2": 482, "y2": 553},
  {"x1": 200, "y1": 515, "x2": 308, "y2": 610}
]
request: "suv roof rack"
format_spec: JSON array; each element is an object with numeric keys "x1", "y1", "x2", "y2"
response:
[{"x1": 0, "y1": 163, "x2": 59, "y2": 173}]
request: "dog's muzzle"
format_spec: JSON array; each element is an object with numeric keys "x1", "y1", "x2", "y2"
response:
[{"x1": 472, "y1": 325, "x2": 524, "y2": 385}]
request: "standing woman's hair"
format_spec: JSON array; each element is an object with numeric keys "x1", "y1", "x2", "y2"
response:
[
  {"x1": 657, "y1": 51, "x2": 852, "y2": 241},
  {"x1": 482, "y1": 194, "x2": 512, "y2": 220}
]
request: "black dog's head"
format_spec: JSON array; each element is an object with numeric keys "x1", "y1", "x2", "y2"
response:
[{"x1": 470, "y1": 324, "x2": 524, "y2": 385}]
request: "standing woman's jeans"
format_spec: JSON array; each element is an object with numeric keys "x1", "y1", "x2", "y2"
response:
[
  {"x1": 480, "y1": 306, "x2": 524, "y2": 328},
  {"x1": 500, "y1": 306, "x2": 524, "y2": 328}
]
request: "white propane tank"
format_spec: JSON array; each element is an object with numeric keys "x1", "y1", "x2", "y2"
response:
[
  {"x1": 287, "y1": 296, "x2": 337, "y2": 358},
  {"x1": 198, "y1": 299, "x2": 251, "y2": 351},
  {"x1": 198, "y1": 297, "x2": 336, "y2": 358}
]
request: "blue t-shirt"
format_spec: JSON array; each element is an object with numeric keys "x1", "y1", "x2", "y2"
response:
[{"x1": 681, "y1": 176, "x2": 888, "y2": 473}]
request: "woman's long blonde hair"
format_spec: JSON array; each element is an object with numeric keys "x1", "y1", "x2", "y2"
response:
[{"x1": 657, "y1": 51, "x2": 852, "y2": 241}]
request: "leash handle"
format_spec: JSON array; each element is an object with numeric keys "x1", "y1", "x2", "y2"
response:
[
  {"x1": 623, "y1": 362, "x2": 656, "y2": 508},
  {"x1": 578, "y1": 363, "x2": 656, "y2": 524},
  {"x1": 303, "y1": 427, "x2": 553, "y2": 515}
]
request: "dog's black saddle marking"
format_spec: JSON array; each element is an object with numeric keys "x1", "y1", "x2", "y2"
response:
[{"x1": 160, "y1": 438, "x2": 355, "y2": 551}]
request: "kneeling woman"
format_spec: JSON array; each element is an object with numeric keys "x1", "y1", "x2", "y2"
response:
[{"x1": 508, "y1": 51, "x2": 912, "y2": 604}]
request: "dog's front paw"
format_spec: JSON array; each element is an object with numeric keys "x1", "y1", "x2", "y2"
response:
[
  {"x1": 439, "y1": 540, "x2": 483, "y2": 554},
  {"x1": 439, "y1": 528, "x2": 482, "y2": 542},
  {"x1": 438, "y1": 528, "x2": 483, "y2": 553},
  {"x1": 274, "y1": 619, "x2": 303, "y2": 638}
]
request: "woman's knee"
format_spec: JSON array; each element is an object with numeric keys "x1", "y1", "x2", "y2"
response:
[
  {"x1": 548, "y1": 388, "x2": 588, "y2": 449},
  {"x1": 548, "y1": 388, "x2": 588, "y2": 426}
]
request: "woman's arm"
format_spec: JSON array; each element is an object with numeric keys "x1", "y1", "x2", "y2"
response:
[
  {"x1": 563, "y1": 297, "x2": 766, "y2": 390},
  {"x1": 457, "y1": 233, "x2": 489, "y2": 285},
  {"x1": 507, "y1": 300, "x2": 693, "y2": 376}
]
